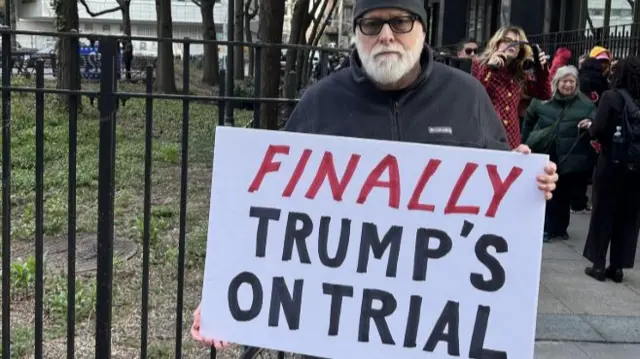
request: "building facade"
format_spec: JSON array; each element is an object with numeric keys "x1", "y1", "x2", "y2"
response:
[
  {"x1": 324, "y1": 0, "x2": 355, "y2": 47},
  {"x1": 431, "y1": 0, "x2": 639, "y2": 48},
  {"x1": 16, "y1": 0, "x2": 229, "y2": 54}
]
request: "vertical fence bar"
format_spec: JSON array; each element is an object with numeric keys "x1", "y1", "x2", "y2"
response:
[
  {"x1": 1, "y1": 26, "x2": 12, "y2": 359},
  {"x1": 67, "y1": 29, "x2": 80, "y2": 359},
  {"x1": 319, "y1": 51, "x2": 328, "y2": 79},
  {"x1": 253, "y1": 46, "x2": 262, "y2": 129},
  {"x1": 140, "y1": 65, "x2": 154, "y2": 359},
  {"x1": 95, "y1": 38, "x2": 118, "y2": 359},
  {"x1": 175, "y1": 38, "x2": 190, "y2": 359},
  {"x1": 34, "y1": 59, "x2": 45, "y2": 359},
  {"x1": 224, "y1": 1, "x2": 235, "y2": 126},
  {"x1": 218, "y1": 69, "x2": 226, "y2": 127}
]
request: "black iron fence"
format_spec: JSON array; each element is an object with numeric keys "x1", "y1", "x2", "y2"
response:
[
  {"x1": 0, "y1": 28, "x2": 471, "y2": 359},
  {"x1": 529, "y1": 22, "x2": 640, "y2": 62}
]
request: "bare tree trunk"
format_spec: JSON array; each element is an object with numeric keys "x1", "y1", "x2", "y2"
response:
[
  {"x1": 294, "y1": 12, "x2": 315, "y2": 89},
  {"x1": 233, "y1": 0, "x2": 245, "y2": 79},
  {"x1": 302, "y1": 1, "x2": 337, "y2": 86},
  {"x1": 55, "y1": 0, "x2": 81, "y2": 107},
  {"x1": 243, "y1": 0, "x2": 258, "y2": 77},
  {"x1": 10, "y1": 0, "x2": 17, "y2": 48},
  {"x1": 155, "y1": 0, "x2": 177, "y2": 93},
  {"x1": 300, "y1": 0, "x2": 330, "y2": 87},
  {"x1": 257, "y1": 0, "x2": 285, "y2": 129},
  {"x1": 285, "y1": 0, "x2": 310, "y2": 74},
  {"x1": 200, "y1": 0, "x2": 220, "y2": 85},
  {"x1": 244, "y1": 14, "x2": 254, "y2": 77},
  {"x1": 121, "y1": 1, "x2": 132, "y2": 36}
]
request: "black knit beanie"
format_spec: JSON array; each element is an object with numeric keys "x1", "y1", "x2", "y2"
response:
[{"x1": 353, "y1": 0, "x2": 427, "y2": 31}]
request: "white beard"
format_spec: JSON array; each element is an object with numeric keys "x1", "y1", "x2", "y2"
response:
[{"x1": 356, "y1": 41, "x2": 423, "y2": 85}]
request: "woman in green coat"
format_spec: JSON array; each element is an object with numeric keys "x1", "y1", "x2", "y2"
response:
[{"x1": 522, "y1": 65, "x2": 596, "y2": 243}]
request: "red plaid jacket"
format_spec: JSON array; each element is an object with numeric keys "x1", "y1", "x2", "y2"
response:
[{"x1": 472, "y1": 60, "x2": 552, "y2": 149}]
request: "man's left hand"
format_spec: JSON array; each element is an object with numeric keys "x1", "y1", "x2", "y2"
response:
[{"x1": 513, "y1": 144, "x2": 558, "y2": 200}]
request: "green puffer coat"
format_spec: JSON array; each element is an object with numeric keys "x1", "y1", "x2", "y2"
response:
[{"x1": 521, "y1": 92, "x2": 596, "y2": 174}]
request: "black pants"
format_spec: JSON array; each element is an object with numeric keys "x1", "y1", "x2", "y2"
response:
[
  {"x1": 545, "y1": 172, "x2": 582, "y2": 235},
  {"x1": 570, "y1": 171, "x2": 591, "y2": 211},
  {"x1": 583, "y1": 155, "x2": 640, "y2": 268}
]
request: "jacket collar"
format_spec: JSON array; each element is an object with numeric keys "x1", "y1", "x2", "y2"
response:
[{"x1": 350, "y1": 45, "x2": 435, "y2": 94}]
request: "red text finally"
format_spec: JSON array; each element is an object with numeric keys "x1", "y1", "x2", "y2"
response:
[{"x1": 247, "y1": 144, "x2": 524, "y2": 218}]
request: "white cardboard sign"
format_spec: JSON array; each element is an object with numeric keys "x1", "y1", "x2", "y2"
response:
[{"x1": 200, "y1": 127, "x2": 547, "y2": 359}]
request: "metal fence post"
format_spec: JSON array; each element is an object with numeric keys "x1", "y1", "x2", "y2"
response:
[
  {"x1": 224, "y1": 0, "x2": 235, "y2": 126},
  {"x1": 1, "y1": 24, "x2": 12, "y2": 359},
  {"x1": 218, "y1": 69, "x2": 226, "y2": 126},
  {"x1": 253, "y1": 46, "x2": 262, "y2": 129},
  {"x1": 95, "y1": 37, "x2": 118, "y2": 359}
]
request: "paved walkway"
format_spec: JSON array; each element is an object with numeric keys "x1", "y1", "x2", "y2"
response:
[{"x1": 534, "y1": 210, "x2": 640, "y2": 358}]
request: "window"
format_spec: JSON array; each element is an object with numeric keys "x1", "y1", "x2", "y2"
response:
[
  {"x1": 84, "y1": 23, "x2": 94, "y2": 31},
  {"x1": 102, "y1": 24, "x2": 110, "y2": 33}
]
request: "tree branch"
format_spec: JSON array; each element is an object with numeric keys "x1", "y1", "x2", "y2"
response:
[
  {"x1": 309, "y1": 0, "x2": 323, "y2": 26},
  {"x1": 78, "y1": 0, "x2": 123, "y2": 17},
  {"x1": 191, "y1": 0, "x2": 202, "y2": 8}
]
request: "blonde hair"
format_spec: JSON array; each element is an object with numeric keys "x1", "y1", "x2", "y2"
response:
[{"x1": 479, "y1": 26, "x2": 533, "y2": 83}]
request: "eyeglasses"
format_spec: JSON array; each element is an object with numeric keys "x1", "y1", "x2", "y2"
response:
[
  {"x1": 464, "y1": 47, "x2": 478, "y2": 55},
  {"x1": 356, "y1": 16, "x2": 418, "y2": 36},
  {"x1": 501, "y1": 38, "x2": 530, "y2": 50}
]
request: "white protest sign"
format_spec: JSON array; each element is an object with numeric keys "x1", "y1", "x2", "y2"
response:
[{"x1": 200, "y1": 127, "x2": 547, "y2": 359}]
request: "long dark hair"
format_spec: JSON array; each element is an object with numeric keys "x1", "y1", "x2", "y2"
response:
[{"x1": 610, "y1": 56, "x2": 640, "y2": 99}]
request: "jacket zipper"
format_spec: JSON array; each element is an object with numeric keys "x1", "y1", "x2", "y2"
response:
[{"x1": 391, "y1": 101, "x2": 400, "y2": 140}]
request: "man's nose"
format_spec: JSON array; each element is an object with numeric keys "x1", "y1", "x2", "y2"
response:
[{"x1": 378, "y1": 24, "x2": 395, "y2": 43}]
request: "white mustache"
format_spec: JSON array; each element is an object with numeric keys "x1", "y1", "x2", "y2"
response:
[{"x1": 372, "y1": 46, "x2": 403, "y2": 57}]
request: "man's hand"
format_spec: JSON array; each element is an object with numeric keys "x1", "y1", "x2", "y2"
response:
[
  {"x1": 513, "y1": 144, "x2": 531, "y2": 154},
  {"x1": 537, "y1": 162, "x2": 558, "y2": 200},
  {"x1": 191, "y1": 304, "x2": 232, "y2": 349},
  {"x1": 513, "y1": 144, "x2": 558, "y2": 200}
]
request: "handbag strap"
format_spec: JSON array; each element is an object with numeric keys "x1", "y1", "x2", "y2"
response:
[
  {"x1": 558, "y1": 131, "x2": 588, "y2": 166},
  {"x1": 551, "y1": 104, "x2": 569, "y2": 128}
]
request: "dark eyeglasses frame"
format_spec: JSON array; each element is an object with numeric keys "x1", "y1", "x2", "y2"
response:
[{"x1": 355, "y1": 15, "x2": 419, "y2": 36}]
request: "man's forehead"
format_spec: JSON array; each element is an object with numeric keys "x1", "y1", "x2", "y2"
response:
[
  {"x1": 362, "y1": 8, "x2": 411, "y2": 19},
  {"x1": 465, "y1": 42, "x2": 478, "y2": 47}
]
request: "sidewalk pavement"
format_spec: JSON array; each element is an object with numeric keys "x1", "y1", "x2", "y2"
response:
[{"x1": 534, "y1": 211, "x2": 640, "y2": 358}]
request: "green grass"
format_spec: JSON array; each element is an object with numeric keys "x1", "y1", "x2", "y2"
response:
[{"x1": 0, "y1": 76, "x2": 254, "y2": 358}]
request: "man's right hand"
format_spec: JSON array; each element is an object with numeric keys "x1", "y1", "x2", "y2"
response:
[{"x1": 488, "y1": 52, "x2": 506, "y2": 67}]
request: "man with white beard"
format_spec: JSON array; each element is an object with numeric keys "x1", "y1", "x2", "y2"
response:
[
  {"x1": 284, "y1": 0, "x2": 524, "y2": 151},
  {"x1": 283, "y1": 0, "x2": 556, "y2": 187},
  {"x1": 190, "y1": 0, "x2": 560, "y2": 354}
]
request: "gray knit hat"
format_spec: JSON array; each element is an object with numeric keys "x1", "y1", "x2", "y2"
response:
[{"x1": 353, "y1": 0, "x2": 427, "y2": 31}]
